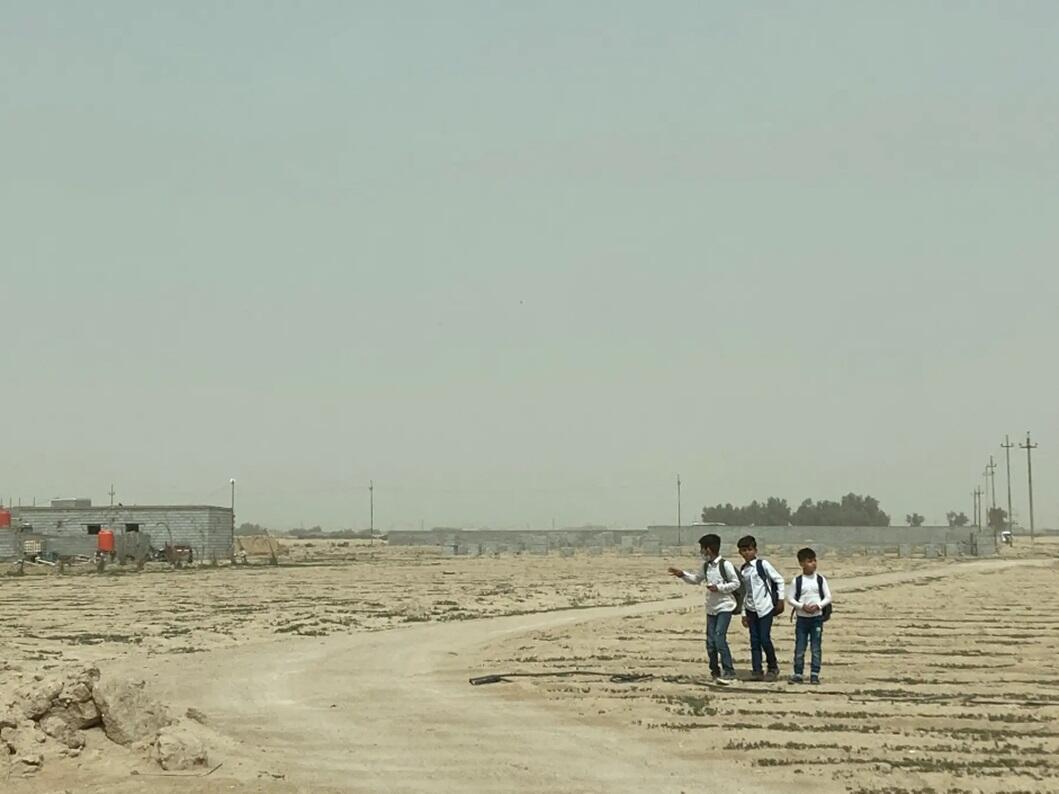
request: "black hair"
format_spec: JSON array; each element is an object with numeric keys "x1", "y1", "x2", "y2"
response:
[
  {"x1": 698, "y1": 534, "x2": 721, "y2": 554},
  {"x1": 797, "y1": 547, "x2": 816, "y2": 563},
  {"x1": 736, "y1": 534, "x2": 757, "y2": 550}
]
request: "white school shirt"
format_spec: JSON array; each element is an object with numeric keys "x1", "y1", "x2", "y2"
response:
[
  {"x1": 786, "y1": 571, "x2": 833, "y2": 618},
  {"x1": 740, "y1": 557, "x2": 785, "y2": 615},
  {"x1": 679, "y1": 557, "x2": 740, "y2": 616}
]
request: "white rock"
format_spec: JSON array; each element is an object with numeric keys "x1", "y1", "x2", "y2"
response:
[
  {"x1": 155, "y1": 724, "x2": 208, "y2": 771},
  {"x1": 91, "y1": 677, "x2": 172, "y2": 746}
]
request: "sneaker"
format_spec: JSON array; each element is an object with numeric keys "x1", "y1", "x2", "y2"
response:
[
  {"x1": 749, "y1": 671, "x2": 765, "y2": 682},
  {"x1": 809, "y1": 676, "x2": 821, "y2": 685},
  {"x1": 787, "y1": 674, "x2": 804, "y2": 684},
  {"x1": 714, "y1": 676, "x2": 734, "y2": 686},
  {"x1": 764, "y1": 670, "x2": 779, "y2": 682}
]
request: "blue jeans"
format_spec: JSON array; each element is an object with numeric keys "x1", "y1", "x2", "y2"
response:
[
  {"x1": 794, "y1": 615, "x2": 823, "y2": 677},
  {"x1": 745, "y1": 611, "x2": 778, "y2": 674},
  {"x1": 706, "y1": 611, "x2": 735, "y2": 678}
]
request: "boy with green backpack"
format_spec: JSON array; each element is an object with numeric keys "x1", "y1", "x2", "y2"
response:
[{"x1": 668, "y1": 533, "x2": 743, "y2": 685}]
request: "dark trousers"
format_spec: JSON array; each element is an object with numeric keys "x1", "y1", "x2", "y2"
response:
[
  {"x1": 793, "y1": 615, "x2": 823, "y2": 676},
  {"x1": 745, "y1": 610, "x2": 778, "y2": 674},
  {"x1": 706, "y1": 611, "x2": 735, "y2": 678}
]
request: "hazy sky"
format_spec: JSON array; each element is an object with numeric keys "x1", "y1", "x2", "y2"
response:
[{"x1": 3, "y1": 2, "x2": 1057, "y2": 530}]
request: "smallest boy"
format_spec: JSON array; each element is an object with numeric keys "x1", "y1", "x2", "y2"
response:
[{"x1": 786, "y1": 547, "x2": 832, "y2": 685}]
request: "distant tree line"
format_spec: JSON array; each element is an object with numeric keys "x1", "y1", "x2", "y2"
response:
[
  {"x1": 236, "y1": 522, "x2": 384, "y2": 540},
  {"x1": 700, "y1": 493, "x2": 891, "y2": 527}
]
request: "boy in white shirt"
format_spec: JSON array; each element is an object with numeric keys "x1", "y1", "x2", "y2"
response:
[
  {"x1": 737, "y1": 535, "x2": 785, "y2": 681},
  {"x1": 786, "y1": 547, "x2": 832, "y2": 685},
  {"x1": 668, "y1": 533, "x2": 741, "y2": 685}
]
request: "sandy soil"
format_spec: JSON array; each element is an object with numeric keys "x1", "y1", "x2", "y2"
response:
[{"x1": 2, "y1": 539, "x2": 1057, "y2": 793}]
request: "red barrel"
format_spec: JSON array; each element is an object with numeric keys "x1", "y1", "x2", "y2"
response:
[
  {"x1": 97, "y1": 529, "x2": 115, "y2": 553},
  {"x1": 0, "y1": 509, "x2": 10, "y2": 529}
]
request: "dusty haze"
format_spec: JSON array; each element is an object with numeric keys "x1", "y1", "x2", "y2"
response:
[{"x1": 2, "y1": 3, "x2": 1056, "y2": 529}]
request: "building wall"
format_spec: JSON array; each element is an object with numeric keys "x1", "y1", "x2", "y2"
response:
[
  {"x1": 0, "y1": 530, "x2": 17, "y2": 559},
  {"x1": 8, "y1": 506, "x2": 234, "y2": 560}
]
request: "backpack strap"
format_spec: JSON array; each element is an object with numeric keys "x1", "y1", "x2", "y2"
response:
[
  {"x1": 756, "y1": 559, "x2": 778, "y2": 602},
  {"x1": 795, "y1": 574, "x2": 803, "y2": 601},
  {"x1": 817, "y1": 574, "x2": 827, "y2": 599},
  {"x1": 716, "y1": 558, "x2": 728, "y2": 583}
]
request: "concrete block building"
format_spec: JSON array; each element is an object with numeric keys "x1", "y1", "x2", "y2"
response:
[{"x1": 3, "y1": 500, "x2": 234, "y2": 560}]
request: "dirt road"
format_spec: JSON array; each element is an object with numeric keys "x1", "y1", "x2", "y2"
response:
[{"x1": 105, "y1": 556, "x2": 1052, "y2": 794}]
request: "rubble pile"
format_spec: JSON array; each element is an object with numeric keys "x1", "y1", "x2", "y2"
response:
[{"x1": 0, "y1": 665, "x2": 210, "y2": 776}]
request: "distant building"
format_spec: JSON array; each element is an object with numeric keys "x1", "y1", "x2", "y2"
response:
[{"x1": 2, "y1": 499, "x2": 233, "y2": 560}]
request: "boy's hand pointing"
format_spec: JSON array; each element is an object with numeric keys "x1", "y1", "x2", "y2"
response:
[{"x1": 667, "y1": 567, "x2": 684, "y2": 577}]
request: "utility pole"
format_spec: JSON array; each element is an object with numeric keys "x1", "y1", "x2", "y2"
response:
[
  {"x1": 369, "y1": 480, "x2": 374, "y2": 546},
  {"x1": 973, "y1": 487, "x2": 983, "y2": 528},
  {"x1": 1001, "y1": 435, "x2": 1015, "y2": 536},
  {"x1": 229, "y1": 478, "x2": 236, "y2": 561},
  {"x1": 676, "y1": 474, "x2": 682, "y2": 546},
  {"x1": 1020, "y1": 432, "x2": 1038, "y2": 544},
  {"x1": 108, "y1": 484, "x2": 116, "y2": 506},
  {"x1": 986, "y1": 456, "x2": 997, "y2": 512}
]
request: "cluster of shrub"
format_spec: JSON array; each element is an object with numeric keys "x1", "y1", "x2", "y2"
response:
[{"x1": 700, "y1": 494, "x2": 890, "y2": 527}]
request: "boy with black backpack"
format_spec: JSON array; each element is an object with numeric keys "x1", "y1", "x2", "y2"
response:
[
  {"x1": 787, "y1": 547, "x2": 832, "y2": 685},
  {"x1": 668, "y1": 533, "x2": 742, "y2": 685},
  {"x1": 736, "y1": 535, "x2": 785, "y2": 681}
]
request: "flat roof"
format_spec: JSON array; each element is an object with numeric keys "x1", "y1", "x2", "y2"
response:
[{"x1": 12, "y1": 505, "x2": 231, "y2": 512}]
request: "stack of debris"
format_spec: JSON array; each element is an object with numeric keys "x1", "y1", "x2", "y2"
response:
[
  {"x1": 0, "y1": 665, "x2": 210, "y2": 776},
  {"x1": 234, "y1": 535, "x2": 289, "y2": 558}
]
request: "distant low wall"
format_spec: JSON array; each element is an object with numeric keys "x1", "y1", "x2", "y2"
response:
[
  {"x1": 387, "y1": 524, "x2": 996, "y2": 558},
  {"x1": 387, "y1": 528, "x2": 643, "y2": 550},
  {"x1": 646, "y1": 525, "x2": 995, "y2": 554}
]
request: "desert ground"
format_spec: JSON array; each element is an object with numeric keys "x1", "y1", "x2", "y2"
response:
[{"x1": 2, "y1": 538, "x2": 1058, "y2": 793}]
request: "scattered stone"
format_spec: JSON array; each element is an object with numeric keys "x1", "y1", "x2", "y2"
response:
[
  {"x1": 51, "y1": 698, "x2": 102, "y2": 730},
  {"x1": 185, "y1": 708, "x2": 208, "y2": 725},
  {"x1": 155, "y1": 724, "x2": 208, "y2": 771},
  {"x1": 14, "y1": 678, "x2": 63, "y2": 720},
  {"x1": 1, "y1": 723, "x2": 46, "y2": 770},
  {"x1": 38, "y1": 715, "x2": 85, "y2": 750},
  {"x1": 0, "y1": 705, "x2": 21, "y2": 730},
  {"x1": 92, "y1": 677, "x2": 172, "y2": 746}
]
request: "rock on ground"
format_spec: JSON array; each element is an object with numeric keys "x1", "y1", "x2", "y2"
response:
[
  {"x1": 154, "y1": 723, "x2": 209, "y2": 771},
  {"x1": 92, "y1": 676, "x2": 173, "y2": 746},
  {"x1": 1, "y1": 723, "x2": 46, "y2": 769},
  {"x1": 14, "y1": 678, "x2": 63, "y2": 720},
  {"x1": 39, "y1": 714, "x2": 86, "y2": 750}
]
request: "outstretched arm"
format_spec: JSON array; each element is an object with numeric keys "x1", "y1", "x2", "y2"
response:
[{"x1": 667, "y1": 567, "x2": 704, "y2": 585}]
